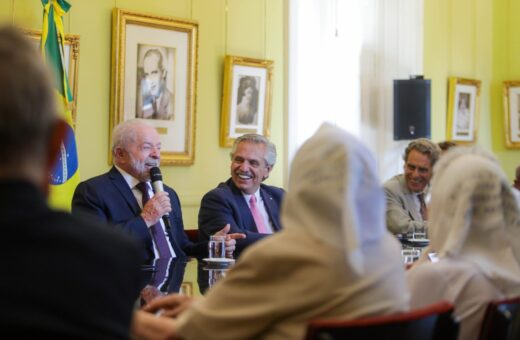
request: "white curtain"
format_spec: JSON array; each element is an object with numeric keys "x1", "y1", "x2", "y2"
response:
[{"x1": 287, "y1": 0, "x2": 424, "y2": 184}]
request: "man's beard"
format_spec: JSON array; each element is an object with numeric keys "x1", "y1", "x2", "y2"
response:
[{"x1": 129, "y1": 154, "x2": 159, "y2": 181}]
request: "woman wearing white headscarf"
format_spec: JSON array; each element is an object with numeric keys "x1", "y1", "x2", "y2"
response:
[
  {"x1": 132, "y1": 123, "x2": 408, "y2": 340},
  {"x1": 406, "y1": 147, "x2": 520, "y2": 340}
]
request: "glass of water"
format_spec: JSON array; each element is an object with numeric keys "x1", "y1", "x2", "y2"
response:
[
  {"x1": 412, "y1": 225, "x2": 427, "y2": 240},
  {"x1": 208, "y1": 268, "x2": 227, "y2": 288},
  {"x1": 401, "y1": 249, "x2": 421, "y2": 264},
  {"x1": 208, "y1": 235, "x2": 226, "y2": 259}
]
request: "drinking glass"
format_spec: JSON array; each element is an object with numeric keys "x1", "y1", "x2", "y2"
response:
[
  {"x1": 412, "y1": 225, "x2": 426, "y2": 240},
  {"x1": 208, "y1": 269, "x2": 227, "y2": 288},
  {"x1": 401, "y1": 249, "x2": 421, "y2": 264},
  {"x1": 208, "y1": 235, "x2": 226, "y2": 259}
]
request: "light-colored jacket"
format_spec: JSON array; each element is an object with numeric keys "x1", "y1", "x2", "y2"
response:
[{"x1": 383, "y1": 174, "x2": 426, "y2": 235}]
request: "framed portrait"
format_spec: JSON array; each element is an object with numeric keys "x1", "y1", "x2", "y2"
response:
[
  {"x1": 110, "y1": 8, "x2": 198, "y2": 165},
  {"x1": 23, "y1": 28, "x2": 80, "y2": 127},
  {"x1": 503, "y1": 81, "x2": 520, "y2": 148},
  {"x1": 220, "y1": 55, "x2": 273, "y2": 147},
  {"x1": 446, "y1": 77, "x2": 481, "y2": 143}
]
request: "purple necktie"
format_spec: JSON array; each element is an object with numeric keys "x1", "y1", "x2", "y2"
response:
[
  {"x1": 136, "y1": 182, "x2": 174, "y2": 258},
  {"x1": 249, "y1": 195, "x2": 269, "y2": 234}
]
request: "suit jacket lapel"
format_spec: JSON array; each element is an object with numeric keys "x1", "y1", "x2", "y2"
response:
[
  {"x1": 397, "y1": 175, "x2": 421, "y2": 222},
  {"x1": 260, "y1": 187, "x2": 281, "y2": 231},
  {"x1": 405, "y1": 193, "x2": 421, "y2": 221},
  {"x1": 228, "y1": 179, "x2": 258, "y2": 232},
  {"x1": 108, "y1": 166, "x2": 141, "y2": 215}
]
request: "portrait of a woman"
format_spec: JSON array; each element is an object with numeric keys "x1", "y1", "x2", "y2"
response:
[
  {"x1": 455, "y1": 92, "x2": 470, "y2": 133},
  {"x1": 235, "y1": 76, "x2": 259, "y2": 125}
]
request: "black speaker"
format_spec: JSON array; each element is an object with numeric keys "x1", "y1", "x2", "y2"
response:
[{"x1": 393, "y1": 78, "x2": 431, "y2": 140}]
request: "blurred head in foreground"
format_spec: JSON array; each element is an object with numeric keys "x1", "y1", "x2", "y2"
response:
[
  {"x1": 427, "y1": 146, "x2": 520, "y2": 290},
  {"x1": 0, "y1": 25, "x2": 66, "y2": 194}
]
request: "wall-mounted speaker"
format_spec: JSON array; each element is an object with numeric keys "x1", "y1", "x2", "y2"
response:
[{"x1": 393, "y1": 78, "x2": 431, "y2": 140}]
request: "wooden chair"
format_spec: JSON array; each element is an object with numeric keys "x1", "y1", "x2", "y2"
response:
[
  {"x1": 185, "y1": 229, "x2": 199, "y2": 243},
  {"x1": 305, "y1": 301, "x2": 458, "y2": 340},
  {"x1": 478, "y1": 296, "x2": 520, "y2": 340}
]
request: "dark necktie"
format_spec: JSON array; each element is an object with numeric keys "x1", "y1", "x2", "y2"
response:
[
  {"x1": 418, "y1": 193, "x2": 428, "y2": 221},
  {"x1": 152, "y1": 257, "x2": 171, "y2": 292},
  {"x1": 136, "y1": 182, "x2": 174, "y2": 259},
  {"x1": 152, "y1": 97, "x2": 158, "y2": 117}
]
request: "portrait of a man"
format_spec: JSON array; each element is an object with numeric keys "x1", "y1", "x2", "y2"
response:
[
  {"x1": 136, "y1": 45, "x2": 174, "y2": 120},
  {"x1": 235, "y1": 75, "x2": 260, "y2": 125}
]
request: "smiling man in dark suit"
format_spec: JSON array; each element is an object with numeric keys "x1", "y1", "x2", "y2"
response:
[
  {"x1": 198, "y1": 134, "x2": 285, "y2": 256},
  {"x1": 72, "y1": 120, "x2": 243, "y2": 262}
]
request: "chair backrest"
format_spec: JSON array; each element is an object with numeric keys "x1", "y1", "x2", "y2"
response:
[
  {"x1": 305, "y1": 301, "x2": 458, "y2": 340},
  {"x1": 478, "y1": 296, "x2": 520, "y2": 340}
]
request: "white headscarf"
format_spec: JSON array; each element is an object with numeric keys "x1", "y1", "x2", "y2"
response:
[
  {"x1": 282, "y1": 123, "x2": 388, "y2": 275},
  {"x1": 427, "y1": 146, "x2": 520, "y2": 292}
]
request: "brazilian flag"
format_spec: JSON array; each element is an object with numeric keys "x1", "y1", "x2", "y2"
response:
[{"x1": 41, "y1": 0, "x2": 79, "y2": 211}]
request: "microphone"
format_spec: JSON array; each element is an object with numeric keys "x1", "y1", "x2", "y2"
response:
[{"x1": 149, "y1": 167, "x2": 172, "y2": 231}]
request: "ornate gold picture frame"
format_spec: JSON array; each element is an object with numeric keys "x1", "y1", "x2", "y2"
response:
[
  {"x1": 503, "y1": 81, "x2": 520, "y2": 148},
  {"x1": 220, "y1": 55, "x2": 273, "y2": 147},
  {"x1": 110, "y1": 8, "x2": 198, "y2": 165},
  {"x1": 24, "y1": 28, "x2": 80, "y2": 127},
  {"x1": 446, "y1": 77, "x2": 481, "y2": 143}
]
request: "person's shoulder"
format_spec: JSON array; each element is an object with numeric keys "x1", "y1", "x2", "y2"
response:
[
  {"x1": 50, "y1": 210, "x2": 140, "y2": 255},
  {"x1": 383, "y1": 174, "x2": 405, "y2": 191},
  {"x1": 237, "y1": 231, "x2": 291, "y2": 266},
  {"x1": 245, "y1": 230, "x2": 319, "y2": 259},
  {"x1": 260, "y1": 183, "x2": 285, "y2": 199},
  {"x1": 203, "y1": 180, "x2": 234, "y2": 198},
  {"x1": 78, "y1": 170, "x2": 113, "y2": 187},
  {"x1": 383, "y1": 174, "x2": 403, "y2": 186}
]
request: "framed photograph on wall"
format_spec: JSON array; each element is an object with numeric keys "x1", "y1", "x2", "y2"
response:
[
  {"x1": 24, "y1": 28, "x2": 80, "y2": 127},
  {"x1": 110, "y1": 8, "x2": 198, "y2": 165},
  {"x1": 503, "y1": 81, "x2": 520, "y2": 148},
  {"x1": 220, "y1": 55, "x2": 273, "y2": 147},
  {"x1": 446, "y1": 77, "x2": 481, "y2": 143}
]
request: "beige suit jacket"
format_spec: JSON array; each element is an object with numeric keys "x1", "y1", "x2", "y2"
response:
[
  {"x1": 175, "y1": 229, "x2": 409, "y2": 340},
  {"x1": 383, "y1": 174, "x2": 426, "y2": 235}
]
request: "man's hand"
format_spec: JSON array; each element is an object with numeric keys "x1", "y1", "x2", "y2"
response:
[
  {"x1": 214, "y1": 224, "x2": 246, "y2": 258},
  {"x1": 142, "y1": 294, "x2": 195, "y2": 318},
  {"x1": 131, "y1": 310, "x2": 178, "y2": 339},
  {"x1": 141, "y1": 191, "x2": 171, "y2": 227},
  {"x1": 140, "y1": 285, "x2": 164, "y2": 306}
]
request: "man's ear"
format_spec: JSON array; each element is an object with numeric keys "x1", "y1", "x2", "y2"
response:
[
  {"x1": 113, "y1": 146, "x2": 126, "y2": 162},
  {"x1": 47, "y1": 119, "x2": 67, "y2": 169},
  {"x1": 262, "y1": 165, "x2": 273, "y2": 181}
]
